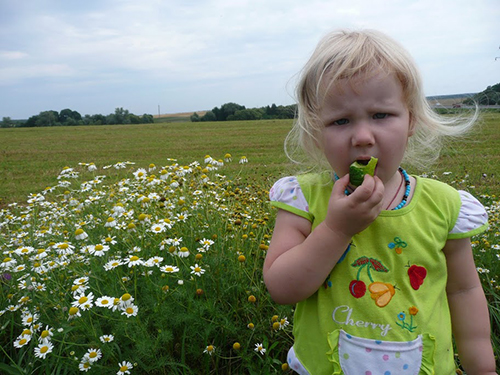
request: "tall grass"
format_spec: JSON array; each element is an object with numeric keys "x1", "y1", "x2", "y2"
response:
[{"x1": 0, "y1": 113, "x2": 499, "y2": 373}]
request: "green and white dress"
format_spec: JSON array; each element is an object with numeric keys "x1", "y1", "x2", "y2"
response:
[{"x1": 269, "y1": 173, "x2": 488, "y2": 375}]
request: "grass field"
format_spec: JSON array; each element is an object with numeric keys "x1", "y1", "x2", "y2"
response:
[
  {"x1": 1, "y1": 112, "x2": 499, "y2": 206},
  {"x1": 0, "y1": 113, "x2": 498, "y2": 373},
  {"x1": 0, "y1": 119, "x2": 293, "y2": 207}
]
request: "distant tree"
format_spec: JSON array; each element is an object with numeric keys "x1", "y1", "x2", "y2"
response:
[
  {"x1": 141, "y1": 114, "x2": 154, "y2": 123},
  {"x1": 59, "y1": 108, "x2": 82, "y2": 124},
  {"x1": 463, "y1": 83, "x2": 500, "y2": 105},
  {"x1": 36, "y1": 111, "x2": 60, "y2": 127},
  {"x1": 105, "y1": 113, "x2": 117, "y2": 125},
  {"x1": 228, "y1": 108, "x2": 263, "y2": 121},
  {"x1": 1, "y1": 117, "x2": 14, "y2": 128},
  {"x1": 220, "y1": 102, "x2": 245, "y2": 121},
  {"x1": 201, "y1": 110, "x2": 216, "y2": 122},
  {"x1": 91, "y1": 114, "x2": 107, "y2": 125},
  {"x1": 129, "y1": 114, "x2": 141, "y2": 124},
  {"x1": 114, "y1": 107, "x2": 130, "y2": 124},
  {"x1": 190, "y1": 112, "x2": 201, "y2": 122}
]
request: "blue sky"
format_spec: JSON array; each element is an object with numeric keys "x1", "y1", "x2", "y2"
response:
[{"x1": 1, "y1": 0, "x2": 499, "y2": 119}]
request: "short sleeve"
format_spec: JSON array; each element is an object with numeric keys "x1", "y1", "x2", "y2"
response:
[
  {"x1": 448, "y1": 190, "x2": 488, "y2": 239},
  {"x1": 269, "y1": 176, "x2": 312, "y2": 221}
]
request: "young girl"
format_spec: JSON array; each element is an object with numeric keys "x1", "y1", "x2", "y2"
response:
[{"x1": 264, "y1": 29, "x2": 497, "y2": 375}]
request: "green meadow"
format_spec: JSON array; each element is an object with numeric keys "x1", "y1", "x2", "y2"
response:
[
  {"x1": 1, "y1": 113, "x2": 500, "y2": 206},
  {"x1": 0, "y1": 113, "x2": 498, "y2": 373}
]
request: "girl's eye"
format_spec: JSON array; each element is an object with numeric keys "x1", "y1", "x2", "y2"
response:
[
  {"x1": 373, "y1": 113, "x2": 388, "y2": 119},
  {"x1": 332, "y1": 118, "x2": 349, "y2": 126}
]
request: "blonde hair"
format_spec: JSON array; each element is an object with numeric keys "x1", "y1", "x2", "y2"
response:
[{"x1": 286, "y1": 29, "x2": 477, "y2": 171}]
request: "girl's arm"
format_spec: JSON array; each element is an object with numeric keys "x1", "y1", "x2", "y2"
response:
[
  {"x1": 264, "y1": 174, "x2": 384, "y2": 305},
  {"x1": 443, "y1": 238, "x2": 497, "y2": 375}
]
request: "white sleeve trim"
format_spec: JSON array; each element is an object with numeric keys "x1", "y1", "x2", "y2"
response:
[
  {"x1": 449, "y1": 190, "x2": 488, "y2": 235},
  {"x1": 269, "y1": 176, "x2": 309, "y2": 213}
]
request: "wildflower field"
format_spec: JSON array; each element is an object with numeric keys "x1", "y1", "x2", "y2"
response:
[{"x1": 0, "y1": 113, "x2": 499, "y2": 373}]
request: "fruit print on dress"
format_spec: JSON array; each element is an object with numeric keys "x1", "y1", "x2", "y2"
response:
[
  {"x1": 407, "y1": 264, "x2": 427, "y2": 290},
  {"x1": 349, "y1": 257, "x2": 395, "y2": 307}
]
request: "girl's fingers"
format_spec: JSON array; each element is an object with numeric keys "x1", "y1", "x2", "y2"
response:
[{"x1": 332, "y1": 174, "x2": 350, "y2": 198}]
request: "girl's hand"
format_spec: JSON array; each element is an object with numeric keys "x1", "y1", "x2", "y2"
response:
[{"x1": 325, "y1": 174, "x2": 384, "y2": 237}]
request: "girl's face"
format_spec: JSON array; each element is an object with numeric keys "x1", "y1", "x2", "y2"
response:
[{"x1": 319, "y1": 72, "x2": 413, "y2": 186}]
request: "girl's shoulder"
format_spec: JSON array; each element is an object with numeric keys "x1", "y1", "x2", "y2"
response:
[
  {"x1": 269, "y1": 173, "x2": 331, "y2": 220},
  {"x1": 415, "y1": 176, "x2": 488, "y2": 237}
]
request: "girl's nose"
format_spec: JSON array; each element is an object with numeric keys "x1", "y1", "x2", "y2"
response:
[{"x1": 352, "y1": 122, "x2": 375, "y2": 146}]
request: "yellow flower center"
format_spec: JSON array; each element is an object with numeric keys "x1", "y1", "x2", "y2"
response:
[
  {"x1": 19, "y1": 338, "x2": 27, "y2": 345},
  {"x1": 194, "y1": 267, "x2": 201, "y2": 273},
  {"x1": 107, "y1": 217, "x2": 115, "y2": 223},
  {"x1": 58, "y1": 243, "x2": 69, "y2": 249},
  {"x1": 41, "y1": 330, "x2": 49, "y2": 338},
  {"x1": 101, "y1": 299, "x2": 109, "y2": 305},
  {"x1": 78, "y1": 296, "x2": 88, "y2": 304},
  {"x1": 75, "y1": 229, "x2": 84, "y2": 235},
  {"x1": 130, "y1": 256, "x2": 139, "y2": 262},
  {"x1": 89, "y1": 352, "x2": 97, "y2": 358},
  {"x1": 3, "y1": 257, "x2": 11, "y2": 263},
  {"x1": 40, "y1": 346, "x2": 49, "y2": 353},
  {"x1": 95, "y1": 244, "x2": 103, "y2": 251},
  {"x1": 69, "y1": 307, "x2": 79, "y2": 315},
  {"x1": 120, "y1": 366, "x2": 129, "y2": 372},
  {"x1": 121, "y1": 293, "x2": 132, "y2": 301},
  {"x1": 126, "y1": 307, "x2": 134, "y2": 314}
]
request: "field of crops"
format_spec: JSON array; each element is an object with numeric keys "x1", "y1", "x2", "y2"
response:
[{"x1": 0, "y1": 113, "x2": 498, "y2": 373}]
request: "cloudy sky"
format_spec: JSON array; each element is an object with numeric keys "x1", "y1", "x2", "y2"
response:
[{"x1": 1, "y1": 0, "x2": 499, "y2": 119}]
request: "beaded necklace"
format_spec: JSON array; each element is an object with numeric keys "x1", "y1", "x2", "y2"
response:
[{"x1": 334, "y1": 167, "x2": 411, "y2": 211}]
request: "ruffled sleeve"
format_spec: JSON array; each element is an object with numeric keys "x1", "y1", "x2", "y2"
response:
[
  {"x1": 448, "y1": 190, "x2": 489, "y2": 239},
  {"x1": 269, "y1": 176, "x2": 312, "y2": 221}
]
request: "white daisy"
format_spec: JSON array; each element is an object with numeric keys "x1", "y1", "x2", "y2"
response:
[
  {"x1": 13, "y1": 334, "x2": 31, "y2": 348},
  {"x1": 124, "y1": 255, "x2": 144, "y2": 267},
  {"x1": 79, "y1": 359, "x2": 92, "y2": 372},
  {"x1": 190, "y1": 264, "x2": 205, "y2": 277},
  {"x1": 34, "y1": 341, "x2": 54, "y2": 359},
  {"x1": 84, "y1": 348, "x2": 102, "y2": 362},
  {"x1": 121, "y1": 303, "x2": 139, "y2": 317},
  {"x1": 104, "y1": 259, "x2": 123, "y2": 271},
  {"x1": 159, "y1": 265, "x2": 179, "y2": 273},
  {"x1": 99, "y1": 334, "x2": 114, "y2": 343},
  {"x1": 95, "y1": 296, "x2": 114, "y2": 309},
  {"x1": 144, "y1": 256, "x2": 163, "y2": 267},
  {"x1": 150, "y1": 223, "x2": 166, "y2": 234},
  {"x1": 254, "y1": 343, "x2": 266, "y2": 355},
  {"x1": 72, "y1": 292, "x2": 94, "y2": 311},
  {"x1": 117, "y1": 361, "x2": 133, "y2": 375}
]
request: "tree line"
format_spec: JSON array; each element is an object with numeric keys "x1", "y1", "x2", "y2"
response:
[
  {"x1": 1, "y1": 108, "x2": 154, "y2": 128},
  {"x1": 190, "y1": 102, "x2": 297, "y2": 122},
  {"x1": 462, "y1": 82, "x2": 500, "y2": 106}
]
